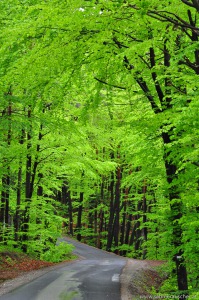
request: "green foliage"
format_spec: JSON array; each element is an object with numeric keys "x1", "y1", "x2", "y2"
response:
[
  {"x1": 0, "y1": 0, "x2": 199, "y2": 295},
  {"x1": 40, "y1": 242, "x2": 75, "y2": 263}
]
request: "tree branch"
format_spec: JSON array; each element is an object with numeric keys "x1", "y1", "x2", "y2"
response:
[
  {"x1": 94, "y1": 77, "x2": 126, "y2": 90},
  {"x1": 181, "y1": 0, "x2": 195, "y2": 8},
  {"x1": 135, "y1": 74, "x2": 162, "y2": 114},
  {"x1": 149, "y1": 47, "x2": 164, "y2": 103},
  {"x1": 179, "y1": 56, "x2": 199, "y2": 74},
  {"x1": 148, "y1": 10, "x2": 199, "y2": 33},
  {"x1": 181, "y1": 0, "x2": 199, "y2": 11}
]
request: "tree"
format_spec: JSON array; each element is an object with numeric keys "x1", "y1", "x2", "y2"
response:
[
  {"x1": 61, "y1": 0, "x2": 197, "y2": 296},
  {"x1": 0, "y1": 1, "x2": 198, "y2": 297}
]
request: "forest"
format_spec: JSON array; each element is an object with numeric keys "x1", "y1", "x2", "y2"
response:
[{"x1": 0, "y1": 0, "x2": 199, "y2": 299}]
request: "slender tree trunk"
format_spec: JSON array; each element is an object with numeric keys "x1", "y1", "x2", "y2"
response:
[
  {"x1": 22, "y1": 115, "x2": 45, "y2": 252},
  {"x1": 22, "y1": 108, "x2": 32, "y2": 252},
  {"x1": 113, "y1": 166, "x2": 121, "y2": 254},
  {"x1": 30, "y1": 123, "x2": 43, "y2": 194},
  {"x1": 0, "y1": 103, "x2": 12, "y2": 242},
  {"x1": 0, "y1": 175, "x2": 10, "y2": 237},
  {"x1": 76, "y1": 192, "x2": 83, "y2": 241},
  {"x1": 94, "y1": 207, "x2": 98, "y2": 247},
  {"x1": 130, "y1": 200, "x2": 142, "y2": 258},
  {"x1": 134, "y1": 213, "x2": 141, "y2": 255},
  {"x1": 120, "y1": 201, "x2": 126, "y2": 256},
  {"x1": 125, "y1": 213, "x2": 132, "y2": 245},
  {"x1": 142, "y1": 180, "x2": 147, "y2": 259},
  {"x1": 88, "y1": 211, "x2": 93, "y2": 232},
  {"x1": 129, "y1": 219, "x2": 136, "y2": 247},
  {"x1": 120, "y1": 187, "x2": 129, "y2": 255},
  {"x1": 97, "y1": 209, "x2": 104, "y2": 249},
  {"x1": 15, "y1": 163, "x2": 22, "y2": 243},
  {"x1": 15, "y1": 129, "x2": 25, "y2": 243},
  {"x1": 37, "y1": 173, "x2": 43, "y2": 197},
  {"x1": 67, "y1": 193, "x2": 74, "y2": 236},
  {"x1": 106, "y1": 173, "x2": 115, "y2": 252},
  {"x1": 62, "y1": 182, "x2": 73, "y2": 235},
  {"x1": 97, "y1": 181, "x2": 105, "y2": 249}
]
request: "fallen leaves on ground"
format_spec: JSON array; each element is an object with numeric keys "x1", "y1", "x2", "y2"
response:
[{"x1": 0, "y1": 251, "x2": 54, "y2": 282}]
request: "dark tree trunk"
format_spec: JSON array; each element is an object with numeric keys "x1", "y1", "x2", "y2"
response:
[
  {"x1": 142, "y1": 180, "x2": 147, "y2": 259},
  {"x1": 125, "y1": 213, "x2": 132, "y2": 245},
  {"x1": 37, "y1": 173, "x2": 43, "y2": 197},
  {"x1": 0, "y1": 103, "x2": 12, "y2": 242},
  {"x1": 111, "y1": 5, "x2": 191, "y2": 293},
  {"x1": 67, "y1": 193, "x2": 74, "y2": 236},
  {"x1": 15, "y1": 162, "x2": 22, "y2": 243},
  {"x1": 162, "y1": 132, "x2": 188, "y2": 293},
  {"x1": 127, "y1": 39, "x2": 188, "y2": 292},
  {"x1": 0, "y1": 176, "x2": 10, "y2": 223},
  {"x1": 97, "y1": 209, "x2": 104, "y2": 249},
  {"x1": 22, "y1": 116, "x2": 44, "y2": 252},
  {"x1": 22, "y1": 108, "x2": 32, "y2": 252},
  {"x1": 106, "y1": 173, "x2": 115, "y2": 252},
  {"x1": 163, "y1": 43, "x2": 188, "y2": 293},
  {"x1": 94, "y1": 207, "x2": 98, "y2": 247},
  {"x1": 15, "y1": 128, "x2": 25, "y2": 242},
  {"x1": 0, "y1": 175, "x2": 10, "y2": 230},
  {"x1": 120, "y1": 187, "x2": 129, "y2": 255},
  {"x1": 88, "y1": 211, "x2": 93, "y2": 231},
  {"x1": 97, "y1": 181, "x2": 105, "y2": 249},
  {"x1": 35, "y1": 172, "x2": 43, "y2": 228},
  {"x1": 134, "y1": 213, "x2": 141, "y2": 255},
  {"x1": 120, "y1": 201, "x2": 126, "y2": 255},
  {"x1": 130, "y1": 200, "x2": 142, "y2": 258},
  {"x1": 76, "y1": 192, "x2": 83, "y2": 241},
  {"x1": 113, "y1": 166, "x2": 121, "y2": 254},
  {"x1": 129, "y1": 221, "x2": 136, "y2": 247},
  {"x1": 30, "y1": 124, "x2": 43, "y2": 195},
  {"x1": 62, "y1": 183, "x2": 73, "y2": 235}
]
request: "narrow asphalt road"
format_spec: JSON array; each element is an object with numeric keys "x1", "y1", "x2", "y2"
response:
[{"x1": 0, "y1": 237, "x2": 127, "y2": 300}]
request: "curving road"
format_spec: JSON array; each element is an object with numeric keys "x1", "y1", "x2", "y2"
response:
[{"x1": 0, "y1": 237, "x2": 127, "y2": 300}]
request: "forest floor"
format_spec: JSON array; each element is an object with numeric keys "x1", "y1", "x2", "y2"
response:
[
  {"x1": 0, "y1": 250, "x2": 167, "y2": 299},
  {"x1": 121, "y1": 258, "x2": 167, "y2": 300}
]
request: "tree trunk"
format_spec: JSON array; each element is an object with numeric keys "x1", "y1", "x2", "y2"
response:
[
  {"x1": 0, "y1": 176, "x2": 10, "y2": 225},
  {"x1": 106, "y1": 173, "x2": 115, "y2": 252},
  {"x1": 0, "y1": 103, "x2": 12, "y2": 242},
  {"x1": 15, "y1": 163, "x2": 22, "y2": 243},
  {"x1": 125, "y1": 213, "x2": 132, "y2": 245},
  {"x1": 120, "y1": 187, "x2": 129, "y2": 255},
  {"x1": 130, "y1": 200, "x2": 142, "y2": 258},
  {"x1": 62, "y1": 183, "x2": 73, "y2": 235},
  {"x1": 142, "y1": 180, "x2": 147, "y2": 259},
  {"x1": 120, "y1": 203, "x2": 126, "y2": 255},
  {"x1": 15, "y1": 129, "x2": 25, "y2": 243},
  {"x1": 76, "y1": 192, "x2": 83, "y2": 241},
  {"x1": 97, "y1": 209, "x2": 104, "y2": 249},
  {"x1": 97, "y1": 181, "x2": 105, "y2": 249},
  {"x1": 94, "y1": 207, "x2": 98, "y2": 247},
  {"x1": 162, "y1": 132, "x2": 188, "y2": 294},
  {"x1": 127, "y1": 39, "x2": 189, "y2": 292},
  {"x1": 113, "y1": 166, "x2": 121, "y2": 254},
  {"x1": 22, "y1": 108, "x2": 32, "y2": 252}
]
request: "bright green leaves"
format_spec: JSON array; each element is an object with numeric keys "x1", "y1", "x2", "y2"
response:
[{"x1": 0, "y1": 2, "x2": 199, "y2": 296}]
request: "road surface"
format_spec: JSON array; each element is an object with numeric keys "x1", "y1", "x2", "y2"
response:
[{"x1": 0, "y1": 237, "x2": 127, "y2": 300}]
